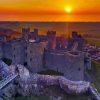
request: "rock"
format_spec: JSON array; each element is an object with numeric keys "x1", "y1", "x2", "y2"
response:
[
  {"x1": 0, "y1": 97, "x2": 3, "y2": 100},
  {"x1": 9, "y1": 65, "x2": 16, "y2": 74},
  {"x1": 17, "y1": 72, "x2": 90, "y2": 95},
  {"x1": 59, "y1": 76, "x2": 90, "y2": 94},
  {"x1": 2, "y1": 83, "x2": 17, "y2": 98},
  {"x1": 17, "y1": 64, "x2": 30, "y2": 82},
  {"x1": 1, "y1": 64, "x2": 90, "y2": 98},
  {"x1": 17, "y1": 81, "x2": 44, "y2": 96},
  {"x1": 37, "y1": 75, "x2": 59, "y2": 86}
]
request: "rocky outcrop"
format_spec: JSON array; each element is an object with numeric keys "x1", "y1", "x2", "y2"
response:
[
  {"x1": 0, "y1": 64, "x2": 90, "y2": 98},
  {"x1": 59, "y1": 76, "x2": 90, "y2": 94},
  {"x1": 0, "y1": 83, "x2": 17, "y2": 100},
  {"x1": 16, "y1": 65, "x2": 90, "y2": 95},
  {"x1": 16, "y1": 74, "x2": 90, "y2": 96}
]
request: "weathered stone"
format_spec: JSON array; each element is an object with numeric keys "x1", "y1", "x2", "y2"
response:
[
  {"x1": 27, "y1": 42, "x2": 47, "y2": 73},
  {"x1": 59, "y1": 76, "x2": 90, "y2": 94},
  {"x1": 17, "y1": 67, "x2": 90, "y2": 95},
  {"x1": 2, "y1": 83, "x2": 16, "y2": 98},
  {"x1": 37, "y1": 75, "x2": 59, "y2": 86},
  {"x1": 17, "y1": 64, "x2": 30, "y2": 82},
  {"x1": 0, "y1": 97, "x2": 3, "y2": 100},
  {"x1": 45, "y1": 50, "x2": 84, "y2": 81},
  {"x1": 0, "y1": 64, "x2": 90, "y2": 98}
]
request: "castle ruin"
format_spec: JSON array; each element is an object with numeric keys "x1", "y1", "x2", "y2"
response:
[{"x1": 0, "y1": 28, "x2": 91, "y2": 81}]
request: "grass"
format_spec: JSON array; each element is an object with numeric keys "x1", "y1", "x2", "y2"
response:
[
  {"x1": 15, "y1": 96, "x2": 49, "y2": 100},
  {"x1": 14, "y1": 94, "x2": 91, "y2": 100},
  {"x1": 86, "y1": 38, "x2": 100, "y2": 46},
  {"x1": 88, "y1": 61, "x2": 100, "y2": 93},
  {"x1": 38, "y1": 69, "x2": 64, "y2": 76},
  {"x1": 1, "y1": 58, "x2": 12, "y2": 66},
  {"x1": 0, "y1": 76, "x2": 2, "y2": 81}
]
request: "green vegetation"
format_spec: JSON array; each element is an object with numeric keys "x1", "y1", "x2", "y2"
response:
[
  {"x1": 88, "y1": 61, "x2": 100, "y2": 93},
  {"x1": 15, "y1": 96, "x2": 49, "y2": 100},
  {"x1": 86, "y1": 38, "x2": 100, "y2": 46},
  {"x1": 38, "y1": 69, "x2": 64, "y2": 76},
  {"x1": 14, "y1": 95, "x2": 91, "y2": 100},
  {"x1": 2, "y1": 58, "x2": 12, "y2": 66},
  {"x1": 0, "y1": 75, "x2": 2, "y2": 81}
]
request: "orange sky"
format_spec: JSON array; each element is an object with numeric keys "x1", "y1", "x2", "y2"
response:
[{"x1": 0, "y1": 0, "x2": 100, "y2": 21}]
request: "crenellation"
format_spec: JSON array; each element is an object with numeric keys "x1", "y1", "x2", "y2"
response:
[{"x1": 0, "y1": 28, "x2": 91, "y2": 81}]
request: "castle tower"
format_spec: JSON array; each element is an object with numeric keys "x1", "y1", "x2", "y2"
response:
[
  {"x1": 67, "y1": 31, "x2": 85, "y2": 51},
  {"x1": 33, "y1": 28, "x2": 39, "y2": 41},
  {"x1": 22, "y1": 28, "x2": 30, "y2": 41},
  {"x1": 47, "y1": 31, "x2": 56, "y2": 50},
  {"x1": 34, "y1": 28, "x2": 38, "y2": 36},
  {"x1": 27, "y1": 41, "x2": 47, "y2": 73}
]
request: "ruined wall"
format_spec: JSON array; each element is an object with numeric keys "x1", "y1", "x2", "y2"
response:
[
  {"x1": 3, "y1": 42, "x2": 12, "y2": 60},
  {"x1": 0, "y1": 35, "x2": 85, "y2": 81},
  {"x1": 0, "y1": 38, "x2": 26, "y2": 65},
  {"x1": 45, "y1": 51, "x2": 85, "y2": 81},
  {"x1": 27, "y1": 41, "x2": 46, "y2": 73},
  {"x1": 0, "y1": 44, "x2": 3, "y2": 59},
  {"x1": 11, "y1": 39, "x2": 25, "y2": 65}
]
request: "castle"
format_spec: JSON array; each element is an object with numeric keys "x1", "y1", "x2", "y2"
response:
[{"x1": 0, "y1": 28, "x2": 91, "y2": 81}]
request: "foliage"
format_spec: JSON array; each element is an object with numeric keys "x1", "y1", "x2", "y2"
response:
[
  {"x1": 15, "y1": 96, "x2": 49, "y2": 100},
  {"x1": 0, "y1": 75, "x2": 2, "y2": 81},
  {"x1": 86, "y1": 38, "x2": 100, "y2": 46},
  {"x1": 88, "y1": 61, "x2": 100, "y2": 93},
  {"x1": 1, "y1": 58, "x2": 12, "y2": 66},
  {"x1": 38, "y1": 69, "x2": 64, "y2": 76}
]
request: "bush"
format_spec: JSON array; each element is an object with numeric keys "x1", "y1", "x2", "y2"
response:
[
  {"x1": 88, "y1": 60, "x2": 100, "y2": 93},
  {"x1": 0, "y1": 75, "x2": 2, "y2": 80},
  {"x1": 38, "y1": 70, "x2": 64, "y2": 76},
  {"x1": 2, "y1": 58, "x2": 12, "y2": 66}
]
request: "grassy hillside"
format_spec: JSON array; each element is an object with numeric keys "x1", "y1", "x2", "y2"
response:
[
  {"x1": 86, "y1": 38, "x2": 100, "y2": 46},
  {"x1": 88, "y1": 61, "x2": 100, "y2": 93},
  {"x1": 0, "y1": 76, "x2": 2, "y2": 81}
]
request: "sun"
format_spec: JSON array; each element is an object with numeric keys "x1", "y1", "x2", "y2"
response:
[{"x1": 65, "y1": 6, "x2": 72, "y2": 13}]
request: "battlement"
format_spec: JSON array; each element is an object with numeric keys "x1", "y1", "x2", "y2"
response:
[{"x1": 0, "y1": 29, "x2": 88, "y2": 81}]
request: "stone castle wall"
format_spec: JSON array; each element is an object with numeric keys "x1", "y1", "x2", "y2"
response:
[
  {"x1": 0, "y1": 39, "x2": 26, "y2": 65},
  {"x1": 27, "y1": 42, "x2": 47, "y2": 73},
  {"x1": 3, "y1": 42, "x2": 12, "y2": 60},
  {"x1": 45, "y1": 51, "x2": 85, "y2": 81},
  {"x1": 11, "y1": 39, "x2": 25, "y2": 65},
  {"x1": 0, "y1": 37, "x2": 85, "y2": 81},
  {"x1": 0, "y1": 44, "x2": 3, "y2": 59}
]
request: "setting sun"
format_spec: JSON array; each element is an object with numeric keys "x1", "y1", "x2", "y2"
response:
[
  {"x1": 65, "y1": 6, "x2": 72, "y2": 13},
  {"x1": 0, "y1": 0, "x2": 100, "y2": 21}
]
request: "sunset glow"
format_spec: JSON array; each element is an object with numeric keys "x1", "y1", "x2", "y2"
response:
[
  {"x1": 65, "y1": 6, "x2": 72, "y2": 13},
  {"x1": 0, "y1": 0, "x2": 100, "y2": 21}
]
